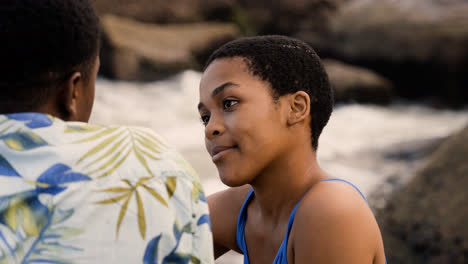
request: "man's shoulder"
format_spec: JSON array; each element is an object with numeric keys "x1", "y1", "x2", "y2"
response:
[
  {"x1": 64, "y1": 122, "x2": 169, "y2": 144},
  {"x1": 63, "y1": 122, "x2": 200, "y2": 179},
  {"x1": 0, "y1": 113, "x2": 202, "y2": 189}
]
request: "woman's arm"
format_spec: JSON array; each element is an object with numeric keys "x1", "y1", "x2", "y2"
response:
[{"x1": 208, "y1": 185, "x2": 252, "y2": 259}]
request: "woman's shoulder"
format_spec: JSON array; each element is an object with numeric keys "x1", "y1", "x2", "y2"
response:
[
  {"x1": 290, "y1": 179, "x2": 384, "y2": 263},
  {"x1": 296, "y1": 179, "x2": 374, "y2": 223}
]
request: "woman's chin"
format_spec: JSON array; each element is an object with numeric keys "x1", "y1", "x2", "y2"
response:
[{"x1": 218, "y1": 170, "x2": 251, "y2": 187}]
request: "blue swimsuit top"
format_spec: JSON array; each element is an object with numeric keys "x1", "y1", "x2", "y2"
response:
[{"x1": 235, "y1": 178, "x2": 386, "y2": 264}]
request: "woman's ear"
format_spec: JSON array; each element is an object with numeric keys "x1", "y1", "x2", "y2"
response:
[
  {"x1": 59, "y1": 72, "x2": 82, "y2": 121},
  {"x1": 287, "y1": 91, "x2": 310, "y2": 126}
]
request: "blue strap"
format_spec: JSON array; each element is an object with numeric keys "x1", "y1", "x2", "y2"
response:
[
  {"x1": 321, "y1": 178, "x2": 369, "y2": 204},
  {"x1": 236, "y1": 189, "x2": 254, "y2": 264}
]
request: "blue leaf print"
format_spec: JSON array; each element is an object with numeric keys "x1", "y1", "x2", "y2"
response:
[
  {"x1": 5, "y1": 113, "x2": 53, "y2": 129},
  {"x1": 173, "y1": 223, "x2": 182, "y2": 241},
  {"x1": 159, "y1": 222, "x2": 193, "y2": 264},
  {"x1": 0, "y1": 229, "x2": 16, "y2": 256},
  {"x1": 36, "y1": 164, "x2": 91, "y2": 195},
  {"x1": 197, "y1": 214, "x2": 211, "y2": 230},
  {"x1": 142, "y1": 221, "x2": 194, "y2": 264},
  {"x1": 0, "y1": 164, "x2": 86, "y2": 263},
  {"x1": 0, "y1": 131, "x2": 47, "y2": 151},
  {"x1": 0, "y1": 155, "x2": 20, "y2": 177},
  {"x1": 143, "y1": 235, "x2": 162, "y2": 264},
  {"x1": 0, "y1": 163, "x2": 90, "y2": 238},
  {"x1": 22, "y1": 258, "x2": 70, "y2": 264},
  {"x1": 198, "y1": 192, "x2": 207, "y2": 203}
]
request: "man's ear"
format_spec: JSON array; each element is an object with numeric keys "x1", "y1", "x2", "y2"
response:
[
  {"x1": 287, "y1": 91, "x2": 310, "y2": 126},
  {"x1": 59, "y1": 72, "x2": 82, "y2": 121}
]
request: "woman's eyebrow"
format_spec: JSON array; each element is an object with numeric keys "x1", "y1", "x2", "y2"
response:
[
  {"x1": 198, "y1": 82, "x2": 239, "y2": 110},
  {"x1": 211, "y1": 82, "x2": 239, "y2": 98}
]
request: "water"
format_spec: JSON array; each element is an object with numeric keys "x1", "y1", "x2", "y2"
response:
[{"x1": 91, "y1": 71, "x2": 468, "y2": 263}]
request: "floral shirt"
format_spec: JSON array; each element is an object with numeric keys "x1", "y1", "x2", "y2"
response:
[{"x1": 0, "y1": 113, "x2": 213, "y2": 264}]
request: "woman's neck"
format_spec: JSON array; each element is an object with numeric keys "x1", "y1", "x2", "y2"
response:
[{"x1": 249, "y1": 145, "x2": 328, "y2": 222}]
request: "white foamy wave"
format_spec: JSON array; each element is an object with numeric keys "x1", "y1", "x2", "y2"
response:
[{"x1": 318, "y1": 103, "x2": 468, "y2": 194}]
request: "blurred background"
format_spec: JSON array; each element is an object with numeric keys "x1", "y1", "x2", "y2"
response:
[{"x1": 89, "y1": 0, "x2": 468, "y2": 263}]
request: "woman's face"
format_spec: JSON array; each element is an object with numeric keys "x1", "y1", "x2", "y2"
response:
[{"x1": 198, "y1": 57, "x2": 291, "y2": 186}]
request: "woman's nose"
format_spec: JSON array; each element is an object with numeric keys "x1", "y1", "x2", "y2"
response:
[{"x1": 205, "y1": 114, "x2": 224, "y2": 139}]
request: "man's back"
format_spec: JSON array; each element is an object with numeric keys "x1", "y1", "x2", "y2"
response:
[{"x1": 0, "y1": 112, "x2": 213, "y2": 263}]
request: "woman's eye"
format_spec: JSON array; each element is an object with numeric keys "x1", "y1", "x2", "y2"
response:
[
  {"x1": 200, "y1": 115, "x2": 210, "y2": 126},
  {"x1": 223, "y1": 99, "x2": 238, "y2": 110}
]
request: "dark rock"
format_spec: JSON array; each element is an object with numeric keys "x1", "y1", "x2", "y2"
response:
[
  {"x1": 377, "y1": 126, "x2": 468, "y2": 264},
  {"x1": 382, "y1": 137, "x2": 446, "y2": 162},
  {"x1": 323, "y1": 59, "x2": 394, "y2": 104},
  {"x1": 244, "y1": 0, "x2": 347, "y2": 34},
  {"x1": 99, "y1": 15, "x2": 240, "y2": 81},
  {"x1": 93, "y1": 0, "x2": 345, "y2": 35},
  {"x1": 94, "y1": 0, "x2": 237, "y2": 24},
  {"x1": 232, "y1": 0, "x2": 347, "y2": 35},
  {"x1": 298, "y1": 0, "x2": 468, "y2": 108}
]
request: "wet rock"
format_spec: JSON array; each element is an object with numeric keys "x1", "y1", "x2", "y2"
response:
[
  {"x1": 99, "y1": 15, "x2": 240, "y2": 81},
  {"x1": 377, "y1": 126, "x2": 468, "y2": 264},
  {"x1": 299, "y1": 0, "x2": 468, "y2": 108},
  {"x1": 323, "y1": 59, "x2": 394, "y2": 104}
]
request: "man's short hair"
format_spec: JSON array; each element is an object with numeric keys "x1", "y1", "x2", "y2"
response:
[
  {"x1": 0, "y1": 0, "x2": 100, "y2": 112},
  {"x1": 205, "y1": 35, "x2": 334, "y2": 150}
]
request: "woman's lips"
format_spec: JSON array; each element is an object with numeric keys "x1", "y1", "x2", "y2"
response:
[{"x1": 211, "y1": 145, "x2": 237, "y2": 161}]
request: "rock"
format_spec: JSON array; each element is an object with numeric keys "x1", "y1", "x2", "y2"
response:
[
  {"x1": 93, "y1": 0, "x2": 345, "y2": 35},
  {"x1": 236, "y1": 0, "x2": 346, "y2": 35},
  {"x1": 94, "y1": 0, "x2": 236, "y2": 24},
  {"x1": 323, "y1": 59, "x2": 394, "y2": 104},
  {"x1": 377, "y1": 126, "x2": 468, "y2": 264},
  {"x1": 298, "y1": 0, "x2": 468, "y2": 108},
  {"x1": 99, "y1": 15, "x2": 240, "y2": 81}
]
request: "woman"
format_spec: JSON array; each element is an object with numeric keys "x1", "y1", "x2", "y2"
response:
[{"x1": 198, "y1": 35, "x2": 386, "y2": 263}]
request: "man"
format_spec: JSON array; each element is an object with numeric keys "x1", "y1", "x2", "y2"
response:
[{"x1": 0, "y1": 1, "x2": 213, "y2": 263}]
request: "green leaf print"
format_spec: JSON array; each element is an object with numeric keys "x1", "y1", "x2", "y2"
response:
[
  {"x1": 95, "y1": 177, "x2": 169, "y2": 240},
  {"x1": 191, "y1": 181, "x2": 206, "y2": 203},
  {"x1": 165, "y1": 177, "x2": 177, "y2": 198},
  {"x1": 64, "y1": 124, "x2": 102, "y2": 133},
  {"x1": 70, "y1": 127, "x2": 167, "y2": 178}
]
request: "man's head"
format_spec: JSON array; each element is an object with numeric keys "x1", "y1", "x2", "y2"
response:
[
  {"x1": 0, "y1": 0, "x2": 101, "y2": 122},
  {"x1": 205, "y1": 35, "x2": 334, "y2": 150}
]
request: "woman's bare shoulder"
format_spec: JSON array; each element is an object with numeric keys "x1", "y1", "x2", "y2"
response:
[
  {"x1": 208, "y1": 184, "x2": 252, "y2": 258},
  {"x1": 291, "y1": 180, "x2": 385, "y2": 264}
]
